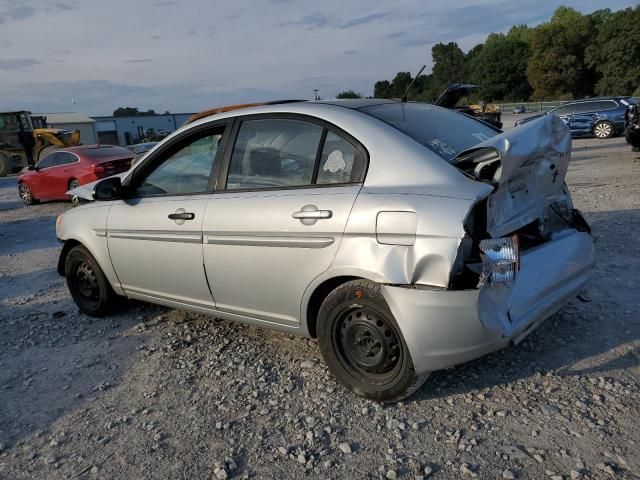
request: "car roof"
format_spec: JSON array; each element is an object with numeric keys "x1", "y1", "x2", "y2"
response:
[
  {"x1": 561, "y1": 96, "x2": 627, "y2": 104},
  {"x1": 312, "y1": 98, "x2": 399, "y2": 109}
]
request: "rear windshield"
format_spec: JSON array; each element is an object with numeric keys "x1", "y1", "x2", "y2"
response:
[
  {"x1": 83, "y1": 146, "x2": 133, "y2": 159},
  {"x1": 360, "y1": 103, "x2": 498, "y2": 162}
]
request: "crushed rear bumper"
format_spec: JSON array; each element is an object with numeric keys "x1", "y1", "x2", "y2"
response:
[{"x1": 382, "y1": 229, "x2": 595, "y2": 375}]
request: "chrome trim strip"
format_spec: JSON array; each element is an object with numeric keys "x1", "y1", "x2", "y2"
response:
[
  {"x1": 203, "y1": 233, "x2": 334, "y2": 248},
  {"x1": 93, "y1": 229, "x2": 107, "y2": 237},
  {"x1": 108, "y1": 230, "x2": 202, "y2": 244}
]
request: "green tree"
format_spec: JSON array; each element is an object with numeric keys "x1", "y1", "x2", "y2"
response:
[
  {"x1": 468, "y1": 33, "x2": 532, "y2": 101},
  {"x1": 430, "y1": 42, "x2": 466, "y2": 97},
  {"x1": 526, "y1": 7, "x2": 594, "y2": 99},
  {"x1": 113, "y1": 107, "x2": 157, "y2": 117},
  {"x1": 336, "y1": 90, "x2": 362, "y2": 99},
  {"x1": 374, "y1": 80, "x2": 393, "y2": 98},
  {"x1": 585, "y1": 6, "x2": 640, "y2": 95}
]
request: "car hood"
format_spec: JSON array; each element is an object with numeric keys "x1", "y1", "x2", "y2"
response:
[
  {"x1": 66, "y1": 172, "x2": 129, "y2": 201},
  {"x1": 433, "y1": 83, "x2": 478, "y2": 109}
]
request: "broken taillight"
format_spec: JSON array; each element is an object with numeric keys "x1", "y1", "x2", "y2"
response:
[{"x1": 479, "y1": 235, "x2": 520, "y2": 285}]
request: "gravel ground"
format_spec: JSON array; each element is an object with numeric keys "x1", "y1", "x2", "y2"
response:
[{"x1": 0, "y1": 135, "x2": 639, "y2": 480}]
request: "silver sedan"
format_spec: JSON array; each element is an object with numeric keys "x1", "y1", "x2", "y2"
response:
[{"x1": 56, "y1": 100, "x2": 595, "y2": 401}]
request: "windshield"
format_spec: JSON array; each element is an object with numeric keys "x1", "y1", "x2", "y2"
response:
[{"x1": 360, "y1": 103, "x2": 498, "y2": 162}]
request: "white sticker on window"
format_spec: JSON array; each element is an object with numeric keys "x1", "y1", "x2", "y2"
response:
[{"x1": 324, "y1": 150, "x2": 346, "y2": 173}]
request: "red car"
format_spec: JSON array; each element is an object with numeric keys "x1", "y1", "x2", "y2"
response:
[{"x1": 18, "y1": 145, "x2": 134, "y2": 205}]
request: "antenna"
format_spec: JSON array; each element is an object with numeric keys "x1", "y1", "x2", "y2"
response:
[{"x1": 401, "y1": 65, "x2": 426, "y2": 102}]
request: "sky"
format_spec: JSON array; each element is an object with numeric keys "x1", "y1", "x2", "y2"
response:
[{"x1": 0, "y1": 0, "x2": 636, "y2": 115}]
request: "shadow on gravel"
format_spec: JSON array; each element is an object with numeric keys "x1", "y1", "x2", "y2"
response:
[
  {"x1": 0, "y1": 301, "x2": 156, "y2": 447},
  {"x1": 411, "y1": 208, "x2": 640, "y2": 402},
  {"x1": 572, "y1": 142, "x2": 623, "y2": 152},
  {"x1": 0, "y1": 215, "x2": 60, "y2": 256}
]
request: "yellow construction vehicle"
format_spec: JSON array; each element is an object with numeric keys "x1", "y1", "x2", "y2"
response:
[{"x1": 0, "y1": 111, "x2": 81, "y2": 177}]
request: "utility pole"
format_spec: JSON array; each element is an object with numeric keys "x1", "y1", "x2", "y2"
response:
[{"x1": 313, "y1": 89, "x2": 319, "y2": 101}]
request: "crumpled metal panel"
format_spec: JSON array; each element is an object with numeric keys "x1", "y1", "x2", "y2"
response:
[
  {"x1": 463, "y1": 115, "x2": 572, "y2": 238},
  {"x1": 332, "y1": 191, "x2": 478, "y2": 288}
]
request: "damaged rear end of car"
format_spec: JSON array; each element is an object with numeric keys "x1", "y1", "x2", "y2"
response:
[{"x1": 363, "y1": 113, "x2": 595, "y2": 376}]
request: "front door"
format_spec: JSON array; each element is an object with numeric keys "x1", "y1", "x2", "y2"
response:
[
  {"x1": 202, "y1": 116, "x2": 367, "y2": 325},
  {"x1": 106, "y1": 124, "x2": 227, "y2": 309}
]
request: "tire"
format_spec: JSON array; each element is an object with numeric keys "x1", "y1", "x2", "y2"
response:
[
  {"x1": 68, "y1": 179, "x2": 81, "y2": 206},
  {"x1": 64, "y1": 245, "x2": 119, "y2": 317},
  {"x1": 317, "y1": 280, "x2": 429, "y2": 401},
  {"x1": 18, "y1": 182, "x2": 39, "y2": 206},
  {"x1": 593, "y1": 120, "x2": 614, "y2": 139},
  {"x1": 0, "y1": 152, "x2": 9, "y2": 177}
]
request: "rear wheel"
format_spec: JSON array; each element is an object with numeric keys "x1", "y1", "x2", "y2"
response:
[
  {"x1": 68, "y1": 179, "x2": 81, "y2": 206},
  {"x1": 593, "y1": 120, "x2": 614, "y2": 139},
  {"x1": 317, "y1": 280, "x2": 429, "y2": 401},
  {"x1": 64, "y1": 245, "x2": 119, "y2": 317},
  {"x1": 18, "y1": 182, "x2": 39, "y2": 205}
]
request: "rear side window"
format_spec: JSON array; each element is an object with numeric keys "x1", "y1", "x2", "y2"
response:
[
  {"x1": 227, "y1": 119, "x2": 323, "y2": 189},
  {"x1": 360, "y1": 103, "x2": 497, "y2": 162},
  {"x1": 316, "y1": 131, "x2": 363, "y2": 184},
  {"x1": 596, "y1": 100, "x2": 618, "y2": 111},
  {"x1": 57, "y1": 152, "x2": 77, "y2": 165},
  {"x1": 83, "y1": 146, "x2": 133, "y2": 159}
]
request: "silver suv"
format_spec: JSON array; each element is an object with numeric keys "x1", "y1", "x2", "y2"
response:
[{"x1": 56, "y1": 100, "x2": 595, "y2": 401}]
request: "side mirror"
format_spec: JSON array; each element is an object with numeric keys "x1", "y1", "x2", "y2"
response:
[
  {"x1": 27, "y1": 165, "x2": 37, "y2": 171},
  {"x1": 93, "y1": 176, "x2": 123, "y2": 201}
]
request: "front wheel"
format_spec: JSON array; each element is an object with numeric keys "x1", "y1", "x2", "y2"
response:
[
  {"x1": 64, "y1": 245, "x2": 119, "y2": 317},
  {"x1": 317, "y1": 280, "x2": 429, "y2": 401},
  {"x1": 19, "y1": 182, "x2": 39, "y2": 205},
  {"x1": 593, "y1": 120, "x2": 614, "y2": 139}
]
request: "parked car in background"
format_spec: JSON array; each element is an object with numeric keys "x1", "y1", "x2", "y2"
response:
[
  {"x1": 127, "y1": 142, "x2": 159, "y2": 167},
  {"x1": 18, "y1": 144, "x2": 134, "y2": 205},
  {"x1": 513, "y1": 105, "x2": 526, "y2": 114},
  {"x1": 57, "y1": 99, "x2": 594, "y2": 401},
  {"x1": 626, "y1": 103, "x2": 640, "y2": 151},
  {"x1": 514, "y1": 97, "x2": 636, "y2": 138}
]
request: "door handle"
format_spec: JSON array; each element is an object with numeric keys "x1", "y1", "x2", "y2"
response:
[
  {"x1": 292, "y1": 210, "x2": 332, "y2": 219},
  {"x1": 168, "y1": 212, "x2": 195, "y2": 220}
]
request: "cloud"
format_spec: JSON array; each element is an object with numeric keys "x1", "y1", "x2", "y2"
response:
[
  {"x1": 343, "y1": 49, "x2": 358, "y2": 55},
  {"x1": 339, "y1": 12, "x2": 391, "y2": 29},
  {"x1": 282, "y1": 10, "x2": 391, "y2": 29},
  {"x1": 54, "y1": 3, "x2": 74, "y2": 11},
  {"x1": 124, "y1": 58, "x2": 154, "y2": 63},
  {"x1": 0, "y1": 5, "x2": 35, "y2": 23},
  {"x1": 0, "y1": 58, "x2": 41, "y2": 70}
]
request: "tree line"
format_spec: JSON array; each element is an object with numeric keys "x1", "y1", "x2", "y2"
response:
[{"x1": 338, "y1": 5, "x2": 639, "y2": 103}]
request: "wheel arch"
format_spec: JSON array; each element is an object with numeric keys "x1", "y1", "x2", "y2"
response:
[
  {"x1": 57, "y1": 239, "x2": 82, "y2": 275},
  {"x1": 303, "y1": 270, "x2": 386, "y2": 338}
]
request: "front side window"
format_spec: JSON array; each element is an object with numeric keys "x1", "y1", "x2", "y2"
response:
[
  {"x1": 37, "y1": 153, "x2": 58, "y2": 169},
  {"x1": 227, "y1": 119, "x2": 323, "y2": 190},
  {"x1": 136, "y1": 128, "x2": 224, "y2": 196},
  {"x1": 573, "y1": 102, "x2": 598, "y2": 114},
  {"x1": 552, "y1": 104, "x2": 574, "y2": 116}
]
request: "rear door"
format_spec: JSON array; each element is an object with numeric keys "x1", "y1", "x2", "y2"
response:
[
  {"x1": 202, "y1": 115, "x2": 367, "y2": 326},
  {"x1": 568, "y1": 101, "x2": 600, "y2": 136},
  {"x1": 106, "y1": 123, "x2": 228, "y2": 308}
]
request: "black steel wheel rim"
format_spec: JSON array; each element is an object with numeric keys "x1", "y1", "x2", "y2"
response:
[
  {"x1": 74, "y1": 261, "x2": 99, "y2": 306},
  {"x1": 332, "y1": 306, "x2": 403, "y2": 383}
]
